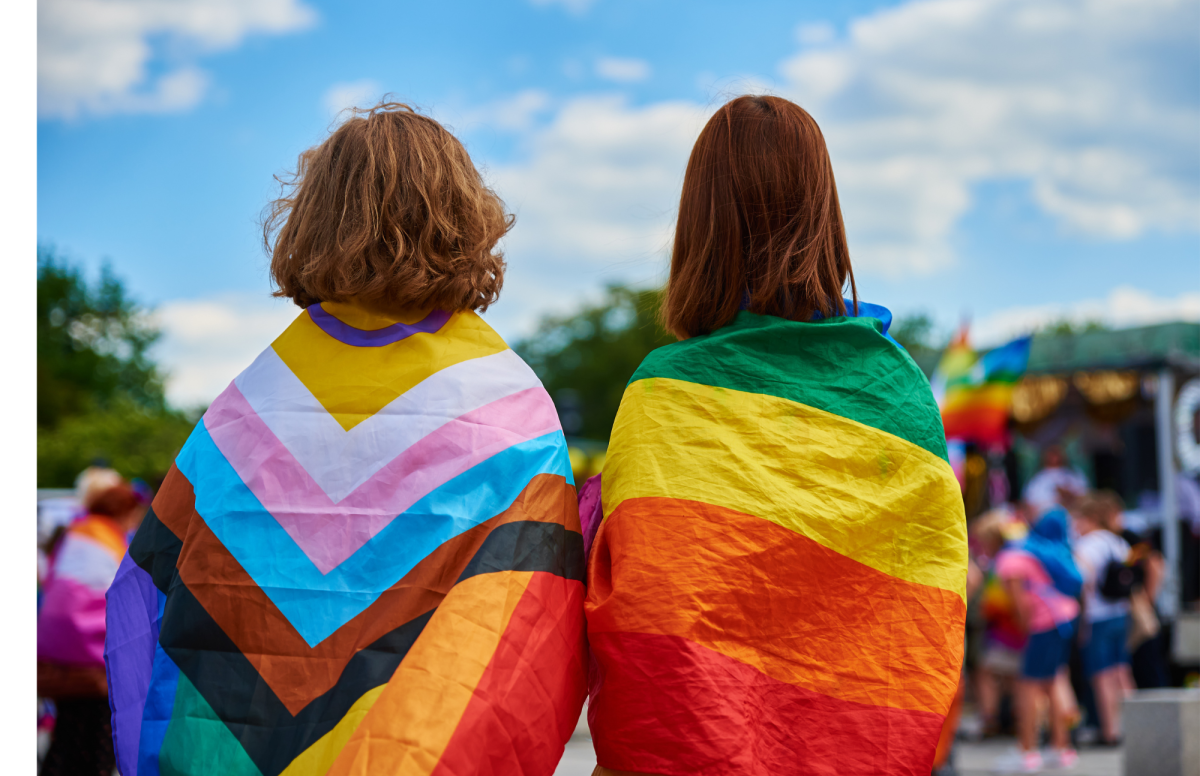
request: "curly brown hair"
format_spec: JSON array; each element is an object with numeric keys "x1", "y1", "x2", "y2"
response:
[{"x1": 264, "y1": 101, "x2": 513, "y2": 311}]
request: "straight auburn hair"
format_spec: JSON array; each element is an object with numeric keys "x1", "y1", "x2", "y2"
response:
[
  {"x1": 264, "y1": 101, "x2": 512, "y2": 311},
  {"x1": 661, "y1": 95, "x2": 856, "y2": 339}
]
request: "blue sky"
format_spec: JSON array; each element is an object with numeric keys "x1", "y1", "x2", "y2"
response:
[{"x1": 38, "y1": 0, "x2": 1200, "y2": 406}]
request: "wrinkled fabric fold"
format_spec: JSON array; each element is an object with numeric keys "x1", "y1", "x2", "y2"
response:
[
  {"x1": 587, "y1": 310, "x2": 967, "y2": 776},
  {"x1": 106, "y1": 305, "x2": 587, "y2": 776}
]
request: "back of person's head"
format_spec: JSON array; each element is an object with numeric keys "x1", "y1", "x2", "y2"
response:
[
  {"x1": 265, "y1": 101, "x2": 513, "y2": 313},
  {"x1": 971, "y1": 509, "x2": 1011, "y2": 556},
  {"x1": 1042, "y1": 444, "x2": 1066, "y2": 469},
  {"x1": 662, "y1": 94, "x2": 856, "y2": 339},
  {"x1": 88, "y1": 483, "x2": 141, "y2": 518},
  {"x1": 1031, "y1": 506, "x2": 1070, "y2": 544},
  {"x1": 76, "y1": 466, "x2": 123, "y2": 512},
  {"x1": 1075, "y1": 491, "x2": 1123, "y2": 532}
]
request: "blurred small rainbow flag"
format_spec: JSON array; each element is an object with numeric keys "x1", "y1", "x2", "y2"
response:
[{"x1": 932, "y1": 327, "x2": 1032, "y2": 448}]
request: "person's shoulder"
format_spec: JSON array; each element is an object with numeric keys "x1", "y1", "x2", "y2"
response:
[
  {"x1": 1077, "y1": 530, "x2": 1125, "y2": 562},
  {"x1": 1024, "y1": 469, "x2": 1052, "y2": 489},
  {"x1": 1105, "y1": 529, "x2": 1131, "y2": 556},
  {"x1": 1074, "y1": 530, "x2": 1103, "y2": 554},
  {"x1": 635, "y1": 312, "x2": 947, "y2": 457}
]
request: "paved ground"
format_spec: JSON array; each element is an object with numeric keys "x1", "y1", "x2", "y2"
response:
[
  {"x1": 554, "y1": 715, "x2": 1124, "y2": 776},
  {"x1": 953, "y1": 739, "x2": 1121, "y2": 776}
]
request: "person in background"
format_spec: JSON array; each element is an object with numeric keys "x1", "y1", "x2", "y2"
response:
[
  {"x1": 992, "y1": 507, "x2": 1082, "y2": 773},
  {"x1": 1022, "y1": 444, "x2": 1087, "y2": 518},
  {"x1": 972, "y1": 509, "x2": 1027, "y2": 738},
  {"x1": 1096, "y1": 491, "x2": 1169, "y2": 689},
  {"x1": 1073, "y1": 495, "x2": 1135, "y2": 745},
  {"x1": 37, "y1": 477, "x2": 148, "y2": 776}
]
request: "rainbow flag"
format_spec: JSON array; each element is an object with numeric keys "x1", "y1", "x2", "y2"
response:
[
  {"x1": 932, "y1": 330, "x2": 1032, "y2": 448},
  {"x1": 586, "y1": 310, "x2": 967, "y2": 775},
  {"x1": 105, "y1": 303, "x2": 587, "y2": 776}
]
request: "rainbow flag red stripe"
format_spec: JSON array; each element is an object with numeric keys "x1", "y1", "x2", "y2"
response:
[{"x1": 586, "y1": 310, "x2": 967, "y2": 776}]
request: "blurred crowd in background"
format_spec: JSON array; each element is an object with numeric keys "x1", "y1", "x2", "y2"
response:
[
  {"x1": 37, "y1": 467, "x2": 153, "y2": 774},
  {"x1": 956, "y1": 445, "x2": 1200, "y2": 772}
]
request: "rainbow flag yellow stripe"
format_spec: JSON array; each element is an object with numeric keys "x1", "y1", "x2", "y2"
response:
[{"x1": 606, "y1": 376, "x2": 965, "y2": 597}]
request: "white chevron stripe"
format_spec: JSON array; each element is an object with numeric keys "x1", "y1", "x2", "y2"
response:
[
  {"x1": 52, "y1": 534, "x2": 121, "y2": 591},
  {"x1": 233, "y1": 348, "x2": 543, "y2": 502}
]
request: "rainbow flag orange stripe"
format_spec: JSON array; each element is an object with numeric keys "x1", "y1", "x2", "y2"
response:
[{"x1": 587, "y1": 310, "x2": 967, "y2": 775}]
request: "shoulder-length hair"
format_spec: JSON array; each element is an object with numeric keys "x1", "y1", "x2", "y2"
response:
[
  {"x1": 661, "y1": 95, "x2": 856, "y2": 339},
  {"x1": 264, "y1": 101, "x2": 513, "y2": 311}
]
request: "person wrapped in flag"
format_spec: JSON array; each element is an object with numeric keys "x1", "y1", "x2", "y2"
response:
[
  {"x1": 104, "y1": 102, "x2": 587, "y2": 776},
  {"x1": 585, "y1": 95, "x2": 967, "y2": 775}
]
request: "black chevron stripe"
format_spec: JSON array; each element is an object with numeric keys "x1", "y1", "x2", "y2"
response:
[{"x1": 130, "y1": 508, "x2": 584, "y2": 776}]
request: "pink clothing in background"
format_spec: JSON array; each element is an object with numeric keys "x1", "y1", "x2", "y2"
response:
[
  {"x1": 38, "y1": 516, "x2": 128, "y2": 667},
  {"x1": 995, "y1": 548, "x2": 1079, "y2": 634},
  {"x1": 577, "y1": 474, "x2": 603, "y2": 559}
]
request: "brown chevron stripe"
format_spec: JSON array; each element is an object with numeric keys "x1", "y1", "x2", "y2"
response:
[
  {"x1": 134, "y1": 515, "x2": 584, "y2": 776},
  {"x1": 150, "y1": 464, "x2": 580, "y2": 715}
]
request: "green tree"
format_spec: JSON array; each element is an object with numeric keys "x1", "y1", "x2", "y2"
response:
[
  {"x1": 38, "y1": 249, "x2": 165, "y2": 428},
  {"x1": 1038, "y1": 319, "x2": 1109, "y2": 337},
  {"x1": 37, "y1": 249, "x2": 195, "y2": 486},
  {"x1": 515, "y1": 285, "x2": 675, "y2": 442},
  {"x1": 890, "y1": 312, "x2": 939, "y2": 356},
  {"x1": 37, "y1": 396, "x2": 197, "y2": 488}
]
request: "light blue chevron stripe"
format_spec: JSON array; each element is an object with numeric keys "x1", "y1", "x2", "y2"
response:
[{"x1": 174, "y1": 423, "x2": 572, "y2": 646}]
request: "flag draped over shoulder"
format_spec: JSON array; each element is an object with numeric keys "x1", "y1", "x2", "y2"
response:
[
  {"x1": 586, "y1": 310, "x2": 967, "y2": 776},
  {"x1": 932, "y1": 330, "x2": 1032, "y2": 448},
  {"x1": 105, "y1": 303, "x2": 586, "y2": 776}
]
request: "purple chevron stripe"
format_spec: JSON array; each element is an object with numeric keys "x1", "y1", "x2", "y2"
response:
[
  {"x1": 105, "y1": 554, "x2": 162, "y2": 776},
  {"x1": 306, "y1": 304, "x2": 451, "y2": 347}
]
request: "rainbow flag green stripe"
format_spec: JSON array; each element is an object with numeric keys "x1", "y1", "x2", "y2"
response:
[{"x1": 628, "y1": 311, "x2": 950, "y2": 461}]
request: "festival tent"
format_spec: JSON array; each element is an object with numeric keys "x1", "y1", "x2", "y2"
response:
[{"x1": 922, "y1": 321, "x2": 1200, "y2": 664}]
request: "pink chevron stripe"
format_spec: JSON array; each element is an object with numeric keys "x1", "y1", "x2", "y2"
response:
[{"x1": 202, "y1": 383, "x2": 561, "y2": 574}]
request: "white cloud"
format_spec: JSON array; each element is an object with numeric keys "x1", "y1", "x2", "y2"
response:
[
  {"x1": 152, "y1": 293, "x2": 301, "y2": 407},
  {"x1": 473, "y1": 0, "x2": 1197, "y2": 341},
  {"x1": 490, "y1": 94, "x2": 710, "y2": 269},
  {"x1": 464, "y1": 95, "x2": 712, "y2": 339},
  {"x1": 796, "y1": 21, "x2": 836, "y2": 46},
  {"x1": 779, "y1": 0, "x2": 1200, "y2": 274},
  {"x1": 972, "y1": 287, "x2": 1200, "y2": 348},
  {"x1": 39, "y1": 0, "x2": 316, "y2": 119},
  {"x1": 529, "y1": 0, "x2": 596, "y2": 14},
  {"x1": 595, "y1": 57, "x2": 651, "y2": 83},
  {"x1": 458, "y1": 89, "x2": 552, "y2": 133},
  {"x1": 322, "y1": 79, "x2": 382, "y2": 119}
]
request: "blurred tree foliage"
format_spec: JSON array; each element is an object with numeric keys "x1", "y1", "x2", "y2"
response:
[
  {"x1": 38, "y1": 249, "x2": 195, "y2": 486},
  {"x1": 515, "y1": 285, "x2": 674, "y2": 442},
  {"x1": 38, "y1": 396, "x2": 197, "y2": 488},
  {"x1": 516, "y1": 292, "x2": 964, "y2": 439},
  {"x1": 1038, "y1": 319, "x2": 1110, "y2": 337},
  {"x1": 890, "y1": 312, "x2": 940, "y2": 357}
]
